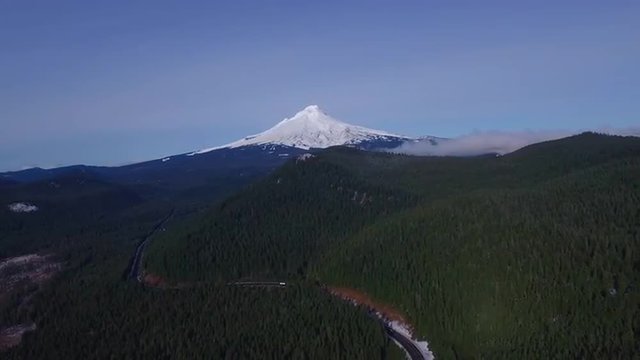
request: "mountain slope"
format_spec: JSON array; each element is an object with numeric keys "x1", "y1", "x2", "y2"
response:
[
  {"x1": 0, "y1": 170, "x2": 148, "y2": 257},
  {"x1": 146, "y1": 133, "x2": 640, "y2": 359},
  {"x1": 146, "y1": 155, "x2": 416, "y2": 281},
  {"x1": 1, "y1": 106, "x2": 425, "y2": 209},
  {"x1": 317, "y1": 155, "x2": 640, "y2": 358},
  {"x1": 192, "y1": 105, "x2": 412, "y2": 154}
]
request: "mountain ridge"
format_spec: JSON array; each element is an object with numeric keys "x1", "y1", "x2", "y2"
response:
[{"x1": 0, "y1": 106, "x2": 436, "y2": 200}]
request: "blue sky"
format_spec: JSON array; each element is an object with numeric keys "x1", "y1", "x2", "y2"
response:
[{"x1": 1, "y1": 0, "x2": 638, "y2": 170}]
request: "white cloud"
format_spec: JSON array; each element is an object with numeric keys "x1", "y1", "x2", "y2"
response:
[{"x1": 393, "y1": 127, "x2": 640, "y2": 156}]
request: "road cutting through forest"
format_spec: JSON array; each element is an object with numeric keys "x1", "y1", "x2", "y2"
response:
[{"x1": 128, "y1": 215, "x2": 430, "y2": 359}]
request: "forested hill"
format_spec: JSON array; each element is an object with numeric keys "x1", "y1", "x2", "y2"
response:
[
  {"x1": 0, "y1": 172, "x2": 146, "y2": 258},
  {"x1": 2, "y1": 163, "x2": 401, "y2": 359},
  {"x1": 146, "y1": 153, "x2": 418, "y2": 281},
  {"x1": 147, "y1": 132, "x2": 640, "y2": 358}
]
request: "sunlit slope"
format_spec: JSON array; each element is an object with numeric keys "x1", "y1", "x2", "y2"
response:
[
  {"x1": 147, "y1": 133, "x2": 640, "y2": 358},
  {"x1": 315, "y1": 133, "x2": 640, "y2": 358},
  {"x1": 317, "y1": 156, "x2": 640, "y2": 358}
]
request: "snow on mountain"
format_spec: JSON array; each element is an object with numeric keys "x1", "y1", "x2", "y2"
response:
[{"x1": 191, "y1": 105, "x2": 410, "y2": 155}]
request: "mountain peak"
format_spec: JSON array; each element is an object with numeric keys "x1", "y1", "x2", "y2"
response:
[
  {"x1": 301, "y1": 104, "x2": 323, "y2": 113},
  {"x1": 279, "y1": 105, "x2": 329, "y2": 124},
  {"x1": 191, "y1": 106, "x2": 409, "y2": 154}
]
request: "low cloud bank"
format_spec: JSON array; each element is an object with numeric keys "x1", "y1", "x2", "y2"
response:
[{"x1": 393, "y1": 127, "x2": 640, "y2": 156}]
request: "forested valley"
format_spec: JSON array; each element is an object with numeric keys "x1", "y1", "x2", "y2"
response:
[{"x1": 0, "y1": 162, "x2": 401, "y2": 359}]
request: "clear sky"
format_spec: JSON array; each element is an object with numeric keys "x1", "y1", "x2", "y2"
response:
[{"x1": 1, "y1": 0, "x2": 638, "y2": 170}]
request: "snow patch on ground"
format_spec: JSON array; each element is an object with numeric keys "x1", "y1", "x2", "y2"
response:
[
  {"x1": 296, "y1": 153, "x2": 315, "y2": 162},
  {"x1": 388, "y1": 320, "x2": 434, "y2": 360},
  {"x1": 161, "y1": 157, "x2": 171, "y2": 162},
  {"x1": 328, "y1": 287, "x2": 434, "y2": 359},
  {"x1": 8, "y1": 203, "x2": 38, "y2": 213}
]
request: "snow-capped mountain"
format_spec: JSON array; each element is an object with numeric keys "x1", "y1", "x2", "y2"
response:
[
  {"x1": 191, "y1": 105, "x2": 411, "y2": 155},
  {"x1": 2, "y1": 105, "x2": 438, "y2": 192}
]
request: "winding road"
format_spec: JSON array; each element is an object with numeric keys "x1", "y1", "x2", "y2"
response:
[
  {"x1": 384, "y1": 324, "x2": 427, "y2": 360},
  {"x1": 126, "y1": 209, "x2": 174, "y2": 282},
  {"x1": 125, "y1": 211, "x2": 427, "y2": 359}
]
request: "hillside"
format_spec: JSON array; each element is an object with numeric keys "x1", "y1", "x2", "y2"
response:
[
  {"x1": 146, "y1": 154, "x2": 417, "y2": 281},
  {"x1": 0, "y1": 171, "x2": 149, "y2": 258},
  {"x1": 1, "y1": 169, "x2": 402, "y2": 359},
  {"x1": 147, "y1": 132, "x2": 640, "y2": 358}
]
